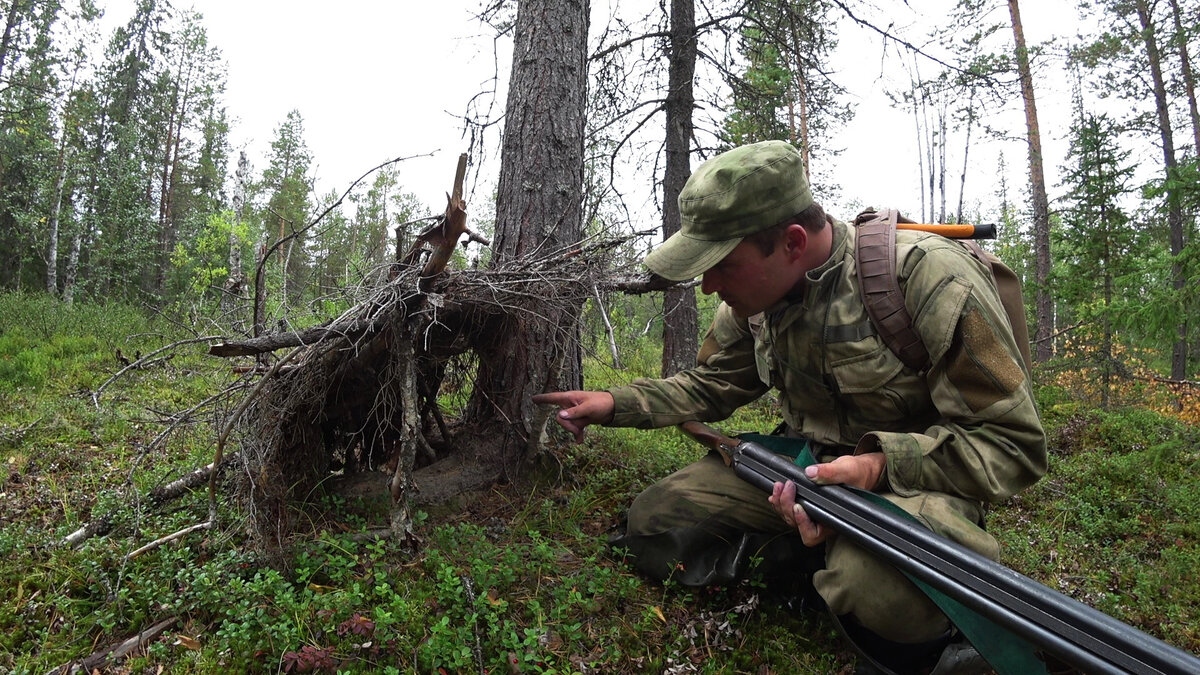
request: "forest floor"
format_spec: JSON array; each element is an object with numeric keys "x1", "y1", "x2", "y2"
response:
[{"x1": 1, "y1": 292, "x2": 1198, "y2": 674}]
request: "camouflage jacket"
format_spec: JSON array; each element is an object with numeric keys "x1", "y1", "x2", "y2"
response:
[{"x1": 608, "y1": 218, "x2": 1047, "y2": 504}]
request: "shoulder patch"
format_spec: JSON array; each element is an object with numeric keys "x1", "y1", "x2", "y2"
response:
[{"x1": 946, "y1": 305, "x2": 1026, "y2": 412}]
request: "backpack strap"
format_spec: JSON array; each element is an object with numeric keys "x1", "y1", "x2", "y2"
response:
[{"x1": 854, "y1": 208, "x2": 932, "y2": 373}]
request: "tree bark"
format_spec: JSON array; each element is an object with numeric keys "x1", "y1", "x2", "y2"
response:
[
  {"x1": 62, "y1": 227, "x2": 82, "y2": 305},
  {"x1": 1008, "y1": 0, "x2": 1054, "y2": 363},
  {"x1": 661, "y1": 0, "x2": 698, "y2": 377},
  {"x1": 464, "y1": 0, "x2": 590, "y2": 467},
  {"x1": 1135, "y1": 0, "x2": 1189, "y2": 380}
]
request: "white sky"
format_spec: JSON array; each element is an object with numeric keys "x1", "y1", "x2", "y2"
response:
[{"x1": 97, "y1": 0, "x2": 1084, "y2": 229}]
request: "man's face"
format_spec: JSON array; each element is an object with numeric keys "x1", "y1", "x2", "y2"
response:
[{"x1": 700, "y1": 236, "x2": 798, "y2": 318}]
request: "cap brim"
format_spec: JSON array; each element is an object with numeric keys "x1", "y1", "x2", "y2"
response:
[{"x1": 644, "y1": 232, "x2": 743, "y2": 281}]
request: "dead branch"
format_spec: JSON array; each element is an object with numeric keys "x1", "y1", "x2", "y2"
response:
[
  {"x1": 125, "y1": 521, "x2": 214, "y2": 561},
  {"x1": 592, "y1": 282, "x2": 622, "y2": 369},
  {"x1": 208, "y1": 319, "x2": 373, "y2": 357},
  {"x1": 45, "y1": 615, "x2": 178, "y2": 675},
  {"x1": 60, "y1": 451, "x2": 242, "y2": 549},
  {"x1": 141, "y1": 379, "x2": 255, "y2": 454},
  {"x1": 604, "y1": 273, "x2": 680, "y2": 294},
  {"x1": 0, "y1": 417, "x2": 41, "y2": 444},
  {"x1": 92, "y1": 335, "x2": 225, "y2": 408},
  {"x1": 827, "y1": 0, "x2": 995, "y2": 83},
  {"x1": 61, "y1": 517, "x2": 113, "y2": 549},
  {"x1": 1032, "y1": 319, "x2": 1087, "y2": 343},
  {"x1": 149, "y1": 451, "x2": 241, "y2": 504},
  {"x1": 1152, "y1": 376, "x2": 1200, "y2": 388}
]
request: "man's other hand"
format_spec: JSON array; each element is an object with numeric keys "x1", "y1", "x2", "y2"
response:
[
  {"x1": 768, "y1": 452, "x2": 887, "y2": 546},
  {"x1": 531, "y1": 390, "x2": 615, "y2": 443}
]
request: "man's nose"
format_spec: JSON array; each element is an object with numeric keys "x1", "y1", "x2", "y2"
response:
[{"x1": 700, "y1": 271, "x2": 719, "y2": 295}]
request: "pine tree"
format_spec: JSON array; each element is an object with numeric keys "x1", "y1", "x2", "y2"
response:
[
  {"x1": 1074, "y1": 0, "x2": 1196, "y2": 380},
  {"x1": 259, "y1": 109, "x2": 314, "y2": 307},
  {"x1": 720, "y1": 0, "x2": 849, "y2": 186},
  {"x1": 1056, "y1": 108, "x2": 1136, "y2": 407}
]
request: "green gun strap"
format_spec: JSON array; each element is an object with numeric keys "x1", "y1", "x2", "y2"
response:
[{"x1": 739, "y1": 434, "x2": 1048, "y2": 675}]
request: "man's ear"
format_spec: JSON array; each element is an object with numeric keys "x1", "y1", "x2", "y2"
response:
[{"x1": 783, "y1": 223, "x2": 808, "y2": 260}]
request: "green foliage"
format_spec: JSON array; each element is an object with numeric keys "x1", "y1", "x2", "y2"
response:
[
  {"x1": 169, "y1": 211, "x2": 251, "y2": 302},
  {"x1": 717, "y1": 0, "x2": 849, "y2": 181},
  {"x1": 0, "y1": 291, "x2": 158, "y2": 393},
  {"x1": 2, "y1": 295, "x2": 1199, "y2": 673},
  {"x1": 723, "y1": 28, "x2": 792, "y2": 146},
  {"x1": 993, "y1": 404, "x2": 1200, "y2": 639}
]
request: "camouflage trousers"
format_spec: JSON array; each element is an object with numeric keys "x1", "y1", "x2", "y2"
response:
[{"x1": 609, "y1": 451, "x2": 1000, "y2": 644}]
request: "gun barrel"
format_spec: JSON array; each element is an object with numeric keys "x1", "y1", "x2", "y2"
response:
[
  {"x1": 896, "y1": 222, "x2": 997, "y2": 239},
  {"x1": 729, "y1": 440, "x2": 1200, "y2": 675}
]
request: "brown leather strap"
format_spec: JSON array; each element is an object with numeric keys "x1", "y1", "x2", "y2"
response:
[{"x1": 855, "y1": 208, "x2": 932, "y2": 373}]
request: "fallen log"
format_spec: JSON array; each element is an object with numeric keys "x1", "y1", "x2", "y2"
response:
[{"x1": 208, "y1": 319, "x2": 372, "y2": 357}]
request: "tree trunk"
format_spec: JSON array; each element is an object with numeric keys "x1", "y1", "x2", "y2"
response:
[
  {"x1": 1135, "y1": 0, "x2": 1189, "y2": 380},
  {"x1": 786, "y1": 11, "x2": 812, "y2": 177},
  {"x1": 464, "y1": 0, "x2": 589, "y2": 467},
  {"x1": 661, "y1": 0, "x2": 698, "y2": 377},
  {"x1": 938, "y1": 106, "x2": 947, "y2": 223},
  {"x1": 911, "y1": 79, "x2": 926, "y2": 223},
  {"x1": 155, "y1": 61, "x2": 193, "y2": 296},
  {"x1": 1167, "y1": 0, "x2": 1200, "y2": 153},
  {"x1": 1008, "y1": 0, "x2": 1053, "y2": 363},
  {"x1": 957, "y1": 96, "x2": 976, "y2": 224},
  {"x1": 46, "y1": 144, "x2": 68, "y2": 296},
  {"x1": 0, "y1": 0, "x2": 23, "y2": 84},
  {"x1": 63, "y1": 201, "x2": 89, "y2": 306}
]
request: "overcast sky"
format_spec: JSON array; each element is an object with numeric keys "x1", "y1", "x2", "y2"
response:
[{"x1": 99, "y1": 0, "x2": 1082, "y2": 228}]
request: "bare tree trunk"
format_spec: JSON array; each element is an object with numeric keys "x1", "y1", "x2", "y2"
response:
[
  {"x1": 465, "y1": 0, "x2": 590, "y2": 465},
  {"x1": 153, "y1": 58, "x2": 194, "y2": 297},
  {"x1": 1008, "y1": 0, "x2": 1054, "y2": 363},
  {"x1": 661, "y1": 0, "x2": 698, "y2": 377},
  {"x1": 62, "y1": 226, "x2": 83, "y2": 305},
  {"x1": 1135, "y1": 0, "x2": 1189, "y2": 381},
  {"x1": 787, "y1": 11, "x2": 812, "y2": 178},
  {"x1": 938, "y1": 105, "x2": 947, "y2": 223},
  {"x1": 46, "y1": 150, "x2": 67, "y2": 296},
  {"x1": 957, "y1": 95, "x2": 976, "y2": 224},
  {"x1": 911, "y1": 77, "x2": 926, "y2": 223},
  {"x1": 1168, "y1": 0, "x2": 1200, "y2": 153},
  {"x1": 223, "y1": 151, "x2": 248, "y2": 316}
]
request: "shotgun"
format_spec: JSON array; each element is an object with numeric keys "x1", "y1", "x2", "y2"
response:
[{"x1": 679, "y1": 421, "x2": 1200, "y2": 675}]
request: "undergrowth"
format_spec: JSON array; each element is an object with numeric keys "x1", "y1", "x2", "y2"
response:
[{"x1": 1, "y1": 291, "x2": 1197, "y2": 672}]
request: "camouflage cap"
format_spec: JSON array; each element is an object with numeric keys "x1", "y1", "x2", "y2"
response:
[{"x1": 645, "y1": 140, "x2": 813, "y2": 281}]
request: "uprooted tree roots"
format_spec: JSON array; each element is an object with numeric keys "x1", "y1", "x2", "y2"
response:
[{"x1": 211, "y1": 236, "x2": 642, "y2": 558}]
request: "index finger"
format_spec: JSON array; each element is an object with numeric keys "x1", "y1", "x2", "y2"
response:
[{"x1": 532, "y1": 392, "x2": 570, "y2": 406}]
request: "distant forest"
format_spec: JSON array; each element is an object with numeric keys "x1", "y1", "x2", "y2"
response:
[{"x1": 1, "y1": 0, "x2": 1197, "y2": 407}]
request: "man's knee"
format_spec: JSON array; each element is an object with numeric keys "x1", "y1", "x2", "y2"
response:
[
  {"x1": 814, "y1": 536, "x2": 951, "y2": 643},
  {"x1": 626, "y1": 452, "x2": 791, "y2": 536}
]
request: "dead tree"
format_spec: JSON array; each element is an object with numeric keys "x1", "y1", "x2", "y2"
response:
[{"x1": 207, "y1": 155, "x2": 635, "y2": 556}]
